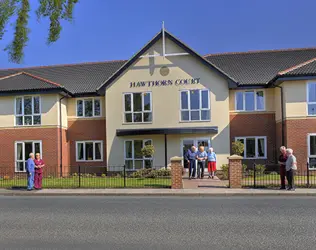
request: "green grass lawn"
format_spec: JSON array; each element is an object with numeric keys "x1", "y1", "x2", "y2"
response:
[{"x1": 0, "y1": 177, "x2": 171, "y2": 189}]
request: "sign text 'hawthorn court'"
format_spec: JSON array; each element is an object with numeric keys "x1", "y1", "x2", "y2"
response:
[{"x1": 129, "y1": 78, "x2": 201, "y2": 88}]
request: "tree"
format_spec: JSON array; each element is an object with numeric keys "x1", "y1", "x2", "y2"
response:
[
  {"x1": 0, "y1": 0, "x2": 79, "y2": 63},
  {"x1": 231, "y1": 141, "x2": 244, "y2": 156}
]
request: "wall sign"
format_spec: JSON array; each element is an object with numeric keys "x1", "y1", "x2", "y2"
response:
[{"x1": 130, "y1": 78, "x2": 200, "y2": 88}]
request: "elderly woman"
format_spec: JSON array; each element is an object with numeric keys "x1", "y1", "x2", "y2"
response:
[
  {"x1": 207, "y1": 147, "x2": 217, "y2": 179},
  {"x1": 34, "y1": 153, "x2": 45, "y2": 190},
  {"x1": 196, "y1": 146, "x2": 207, "y2": 179},
  {"x1": 285, "y1": 148, "x2": 297, "y2": 191},
  {"x1": 278, "y1": 146, "x2": 287, "y2": 190}
]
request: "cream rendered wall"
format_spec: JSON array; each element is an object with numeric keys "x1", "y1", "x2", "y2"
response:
[
  {"x1": 0, "y1": 96, "x2": 15, "y2": 127},
  {"x1": 57, "y1": 96, "x2": 68, "y2": 128},
  {"x1": 68, "y1": 96, "x2": 105, "y2": 119},
  {"x1": 274, "y1": 86, "x2": 282, "y2": 122},
  {"x1": 106, "y1": 37, "x2": 230, "y2": 168}
]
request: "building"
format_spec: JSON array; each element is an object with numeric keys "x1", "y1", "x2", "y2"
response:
[{"x1": 1, "y1": 29, "x2": 316, "y2": 174}]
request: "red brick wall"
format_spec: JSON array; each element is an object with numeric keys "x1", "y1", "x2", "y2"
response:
[
  {"x1": 67, "y1": 119, "x2": 106, "y2": 167},
  {"x1": 230, "y1": 113, "x2": 276, "y2": 167}
]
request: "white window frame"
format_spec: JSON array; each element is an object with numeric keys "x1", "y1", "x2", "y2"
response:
[
  {"x1": 76, "y1": 98, "x2": 101, "y2": 118},
  {"x1": 307, "y1": 134, "x2": 316, "y2": 170},
  {"x1": 14, "y1": 96, "x2": 42, "y2": 126},
  {"x1": 235, "y1": 90, "x2": 265, "y2": 112},
  {"x1": 75, "y1": 141, "x2": 103, "y2": 162},
  {"x1": 307, "y1": 82, "x2": 316, "y2": 116},
  {"x1": 15, "y1": 141, "x2": 42, "y2": 172},
  {"x1": 180, "y1": 89, "x2": 210, "y2": 122},
  {"x1": 124, "y1": 139, "x2": 153, "y2": 170},
  {"x1": 235, "y1": 136, "x2": 267, "y2": 159},
  {"x1": 123, "y1": 92, "x2": 152, "y2": 124}
]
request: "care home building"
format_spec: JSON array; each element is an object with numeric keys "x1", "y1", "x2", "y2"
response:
[{"x1": 1, "y1": 29, "x2": 316, "y2": 175}]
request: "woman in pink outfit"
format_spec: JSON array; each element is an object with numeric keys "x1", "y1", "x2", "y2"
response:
[{"x1": 34, "y1": 153, "x2": 45, "y2": 190}]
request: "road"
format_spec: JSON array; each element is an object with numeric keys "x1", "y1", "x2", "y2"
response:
[{"x1": 0, "y1": 196, "x2": 316, "y2": 250}]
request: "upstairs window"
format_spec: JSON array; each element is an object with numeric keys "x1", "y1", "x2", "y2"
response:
[
  {"x1": 76, "y1": 98, "x2": 101, "y2": 117},
  {"x1": 180, "y1": 89, "x2": 210, "y2": 121},
  {"x1": 235, "y1": 90, "x2": 265, "y2": 111},
  {"x1": 15, "y1": 96, "x2": 41, "y2": 126},
  {"x1": 124, "y1": 92, "x2": 152, "y2": 123},
  {"x1": 307, "y1": 83, "x2": 316, "y2": 116}
]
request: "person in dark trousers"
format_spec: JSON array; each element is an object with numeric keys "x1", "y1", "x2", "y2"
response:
[
  {"x1": 285, "y1": 148, "x2": 297, "y2": 191},
  {"x1": 278, "y1": 146, "x2": 287, "y2": 190},
  {"x1": 185, "y1": 146, "x2": 197, "y2": 179},
  {"x1": 196, "y1": 146, "x2": 207, "y2": 179},
  {"x1": 26, "y1": 153, "x2": 35, "y2": 191}
]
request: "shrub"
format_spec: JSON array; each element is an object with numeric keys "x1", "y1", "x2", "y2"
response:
[
  {"x1": 242, "y1": 164, "x2": 247, "y2": 172},
  {"x1": 221, "y1": 164, "x2": 229, "y2": 179},
  {"x1": 141, "y1": 145, "x2": 155, "y2": 158},
  {"x1": 130, "y1": 168, "x2": 171, "y2": 179},
  {"x1": 3, "y1": 176, "x2": 10, "y2": 180},
  {"x1": 72, "y1": 173, "x2": 78, "y2": 177},
  {"x1": 101, "y1": 173, "x2": 106, "y2": 178},
  {"x1": 269, "y1": 172, "x2": 278, "y2": 175},
  {"x1": 232, "y1": 141, "x2": 244, "y2": 156},
  {"x1": 255, "y1": 164, "x2": 266, "y2": 175}
]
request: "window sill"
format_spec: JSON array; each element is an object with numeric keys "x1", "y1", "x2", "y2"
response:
[
  {"x1": 233, "y1": 110, "x2": 266, "y2": 113},
  {"x1": 75, "y1": 116, "x2": 102, "y2": 119},
  {"x1": 179, "y1": 120, "x2": 211, "y2": 123},
  {"x1": 76, "y1": 160, "x2": 103, "y2": 162},
  {"x1": 15, "y1": 125, "x2": 42, "y2": 127},
  {"x1": 122, "y1": 122, "x2": 153, "y2": 125}
]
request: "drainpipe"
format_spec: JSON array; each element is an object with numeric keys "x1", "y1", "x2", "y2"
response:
[
  {"x1": 273, "y1": 84, "x2": 285, "y2": 147},
  {"x1": 59, "y1": 96, "x2": 66, "y2": 177}
]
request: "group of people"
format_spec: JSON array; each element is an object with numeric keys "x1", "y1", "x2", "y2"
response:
[
  {"x1": 26, "y1": 153, "x2": 45, "y2": 191},
  {"x1": 184, "y1": 145, "x2": 217, "y2": 179},
  {"x1": 278, "y1": 146, "x2": 297, "y2": 191}
]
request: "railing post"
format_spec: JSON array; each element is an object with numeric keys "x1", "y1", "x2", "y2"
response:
[
  {"x1": 78, "y1": 165, "x2": 81, "y2": 188},
  {"x1": 123, "y1": 165, "x2": 126, "y2": 188},
  {"x1": 253, "y1": 162, "x2": 256, "y2": 188},
  {"x1": 307, "y1": 162, "x2": 310, "y2": 188}
]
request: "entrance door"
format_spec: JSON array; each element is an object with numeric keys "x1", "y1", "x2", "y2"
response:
[{"x1": 182, "y1": 139, "x2": 195, "y2": 170}]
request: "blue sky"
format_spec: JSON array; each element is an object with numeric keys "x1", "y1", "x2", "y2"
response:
[{"x1": 1, "y1": 0, "x2": 316, "y2": 68}]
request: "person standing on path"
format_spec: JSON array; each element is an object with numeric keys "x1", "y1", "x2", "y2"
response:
[
  {"x1": 196, "y1": 146, "x2": 207, "y2": 179},
  {"x1": 185, "y1": 146, "x2": 197, "y2": 179},
  {"x1": 285, "y1": 148, "x2": 297, "y2": 191},
  {"x1": 26, "y1": 153, "x2": 35, "y2": 191},
  {"x1": 34, "y1": 153, "x2": 45, "y2": 190},
  {"x1": 278, "y1": 146, "x2": 287, "y2": 190},
  {"x1": 207, "y1": 147, "x2": 217, "y2": 179}
]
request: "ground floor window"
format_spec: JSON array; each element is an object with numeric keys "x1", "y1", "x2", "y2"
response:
[
  {"x1": 235, "y1": 136, "x2": 267, "y2": 159},
  {"x1": 308, "y1": 134, "x2": 316, "y2": 169},
  {"x1": 124, "y1": 139, "x2": 152, "y2": 170},
  {"x1": 15, "y1": 141, "x2": 42, "y2": 172},
  {"x1": 76, "y1": 141, "x2": 103, "y2": 162}
]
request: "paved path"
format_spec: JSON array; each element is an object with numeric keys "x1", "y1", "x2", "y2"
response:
[{"x1": 1, "y1": 196, "x2": 316, "y2": 249}]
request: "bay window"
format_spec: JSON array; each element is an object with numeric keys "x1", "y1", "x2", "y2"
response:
[
  {"x1": 180, "y1": 89, "x2": 210, "y2": 121},
  {"x1": 76, "y1": 141, "x2": 103, "y2": 161},
  {"x1": 124, "y1": 92, "x2": 152, "y2": 123},
  {"x1": 235, "y1": 136, "x2": 267, "y2": 159},
  {"x1": 235, "y1": 90, "x2": 265, "y2": 111},
  {"x1": 307, "y1": 83, "x2": 316, "y2": 116},
  {"x1": 76, "y1": 98, "x2": 101, "y2": 117},
  {"x1": 124, "y1": 139, "x2": 153, "y2": 170},
  {"x1": 15, "y1": 96, "x2": 41, "y2": 126}
]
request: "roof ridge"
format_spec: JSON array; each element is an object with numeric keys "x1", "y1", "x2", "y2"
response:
[
  {"x1": 204, "y1": 47, "x2": 316, "y2": 57},
  {"x1": 278, "y1": 57, "x2": 316, "y2": 75},
  {"x1": 0, "y1": 59, "x2": 127, "y2": 72},
  {"x1": 21, "y1": 72, "x2": 62, "y2": 87},
  {"x1": 0, "y1": 72, "x2": 23, "y2": 80}
]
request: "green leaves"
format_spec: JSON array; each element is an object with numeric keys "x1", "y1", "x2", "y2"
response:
[{"x1": 1, "y1": 0, "x2": 79, "y2": 63}]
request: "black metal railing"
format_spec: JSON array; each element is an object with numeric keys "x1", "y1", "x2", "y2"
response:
[
  {"x1": 242, "y1": 162, "x2": 316, "y2": 188},
  {"x1": 0, "y1": 166, "x2": 171, "y2": 189}
]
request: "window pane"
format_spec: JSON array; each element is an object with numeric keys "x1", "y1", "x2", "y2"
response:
[
  {"x1": 77, "y1": 100, "x2": 83, "y2": 117},
  {"x1": 143, "y1": 93, "x2": 151, "y2": 111},
  {"x1": 16, "y1": 98, "x2": 22, "y2": 115},
  {"x1": 181, "y1": 111, "x2": 189, "y2": 121},
  {"x1": 33, "y1": 116, "x2": 41, "y2": 125},
  {"x1": 85, "y1": 143, "x2": 93, "y2": 160},
  {"x1": 24, "y1": 142, "x2": 32, "y2": 161},
  {"x1": 125, "y1": 160, "x2": 133, "y2": 170},
  {"x1": 257, "y1": 138, "x2": 265, "y2": 157},
  {"x1": 201, "y1": 110, "x2": 210, "y2": 120},
  {"x1": 124, "y1": 94, "x2": 131, "y2": 112},
  {"x1": 144, "y1": 140, "x2": 152, "y2": 146},
  {"x1": 24, "y1": 116, "x2": 32, "y2": 125},
  {"x1": 16, "y1": 143, "x2": 23, "y2": 160},
  {"x1": 190, "y1": 90, "x2": 200, "y2": 109},
  {"x1": 308, "y1": 83, "x2": 316, "y2": 102},
  {"x1": 94, "y1": 100, "x2": 101, "y2": 116},
  {"x1": 95, "y1": 142, "x2": 102, "y2": 160},
  {"x1": 16, "y1": 162, "x2": 24, "y2": 172},
  {"x1": 181, "y1": 91, "x2": 188, "y2": 110},
  {"x1": 133, "y1": 113, "x2": 142, "y2": 123},
  {"x1": 24, "y1": 97, "x2": 32, "y2": 115},
  {"x1": 144, "y1": 160, "x2": 152, "y2": 169},
  {"x1": 236, "y1": 92, "x2": 244, "y2": 110},
  {"x1": 135, "y1": 160, "x2": 143, "y2": 170},
  {"x1": 125, "y1": 113, "x2": 132, "y2": 123},
  {"x1": 16, "y1": 117, "x2": 23, "y2": 126},
  {"x1": 125, "y1": 141, "x2": 133, "y2": 158},
  {"x1": 84, "y1": 100, "x2": 93, "y2": 117},
  {"x1": 77, "y1": 143, "x2": 84, "y2": 160},
  {"x1": 133, "y1": 93, "x2": 142, "y2": 112},
  {"x1": 33, "y1": 97, "x2": 40, "y2": 114},
  {"x1": 134, "y1": 140, "x2": 143, "y2": 159},
  {"x1": 144, "y1": 112, "x2": 152, "y2": 122},
  {"x1": 201, "y1": 90, "x2": 209, "y2": 109},
  {"x1": 256, "y1": 91, "x2": 264, "y2": 110},
  {"x1": 308, "y1": 104, "x2": 316, "y2": 116},
  {"x1": 34, "y1": 143, "x2": 41, "y2": 155},
  {"x1": 310, "y1": 136, "x2": 316, "y2": 156},
  {"x1": 245, "y1": 92, "x2": 255, "y2": 111},
  {"x1": 246, "y1": 138, "x2": 256, "y2": 158},
  {"x1": 236, "y1": 139, "x2": 245, "y2": 157},
  {"x1": 191, "y1": 111, "x2": 200, "y2": 121}
]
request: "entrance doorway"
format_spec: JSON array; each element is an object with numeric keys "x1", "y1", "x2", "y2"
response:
[
  {"x1": 181, "y1": 138, "x2": 211, "y2": 173},
  {"x1": 15, "y1": 141, "x2": 42, "y2": 172}
]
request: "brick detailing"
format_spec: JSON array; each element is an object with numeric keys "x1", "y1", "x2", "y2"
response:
[
  {"x1": 68, "y1": 119, "x2": 106, "y2": 167},
  {"x1": 228, "y1": 156, "x2": 243, "y2": 188},
  {"x1": 170, "y1": 158, "x2": 183, "y2": 189},
  {"x1": 230, "y1": 113, "x2": 276, "y2": 166},
  {"x1": 285, "y1": 119, "x2": 316, "y2": 172}
]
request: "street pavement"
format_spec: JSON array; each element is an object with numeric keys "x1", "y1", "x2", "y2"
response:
[{"x1": 0, "y1": 196, "x2": 316, "y2": 250}]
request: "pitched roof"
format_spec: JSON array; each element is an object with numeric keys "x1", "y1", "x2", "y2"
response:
[
  {"x1": 278, "y1": 57, "x2": 316, "y2": 76},
  {"x1": 205, "y1": 48, "x2": 316, "y2": 85},
  {"x1": 0, "y1": 72, "x2": 63, "y2": 93}
]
